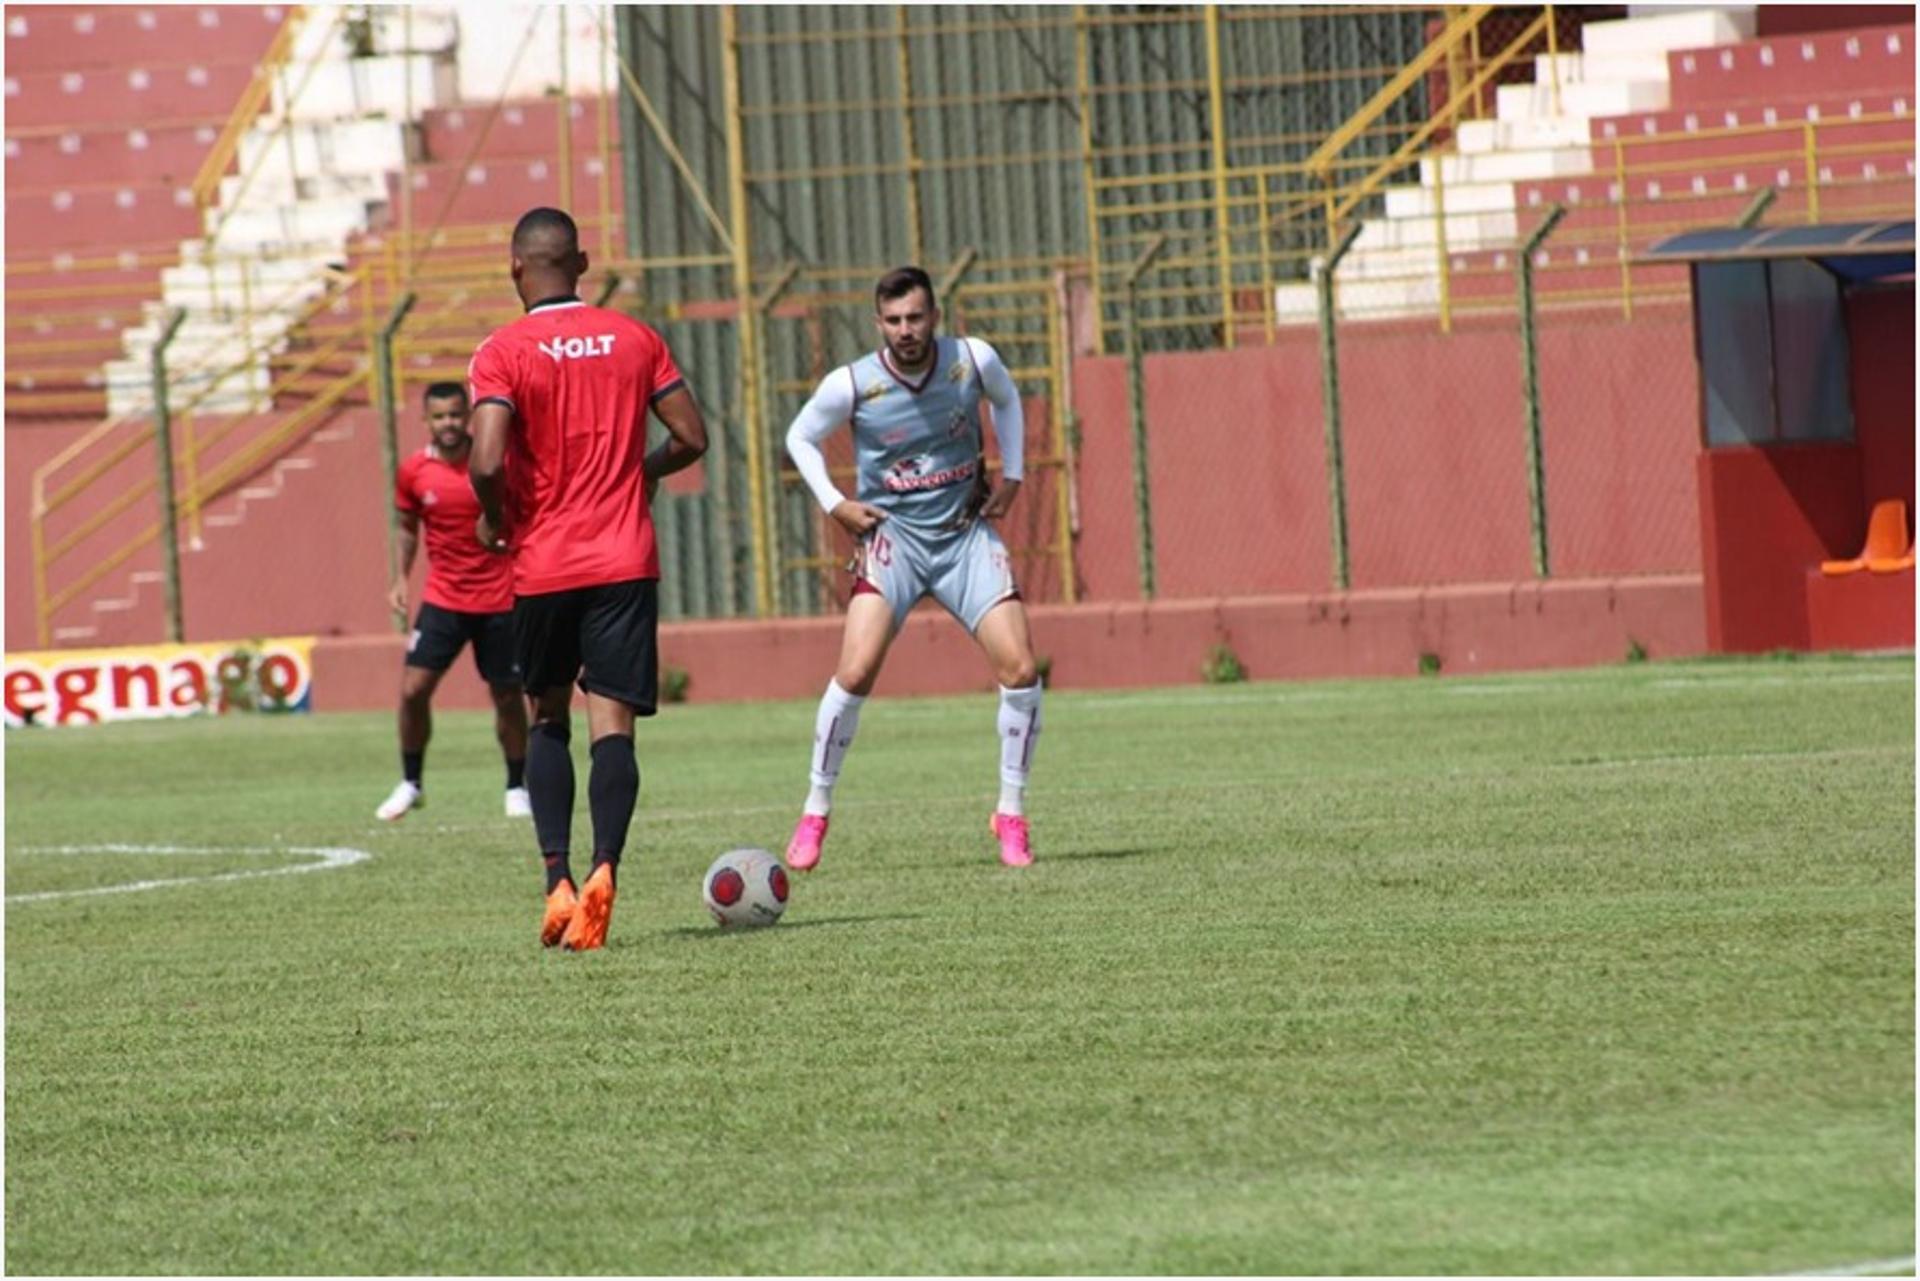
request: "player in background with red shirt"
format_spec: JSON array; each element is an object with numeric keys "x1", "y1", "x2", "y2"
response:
[
  {"x1": 377, "y1": 382, "x2": 530, "y2": 822},
  {"x1": 468, "y1": 207, "x2": 709, "y2": 952}
]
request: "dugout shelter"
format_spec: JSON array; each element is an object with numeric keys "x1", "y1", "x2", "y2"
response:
[{"x1": 1642, "y1": 220, "x2": 1916, "y2": 653}]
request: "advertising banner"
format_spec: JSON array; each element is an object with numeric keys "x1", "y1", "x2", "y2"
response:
[{"x1": 3, "y1": 637, "x2": 316, "y2": 727}]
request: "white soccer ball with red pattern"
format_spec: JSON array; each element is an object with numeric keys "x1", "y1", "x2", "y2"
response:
[{"x1": 702, "y1": 848, "x2": 789, "y2": 927}]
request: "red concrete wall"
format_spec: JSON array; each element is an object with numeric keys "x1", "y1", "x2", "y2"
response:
[
  {"x1": 1847, "y1": 283, "x2": 1916, "y2": 523},
  {"x1": 1697, "y1": 444, "x2": 1864, "y2": 651},
  {"x1": 1341, "y1": 323, "x2": 1534, "y2": 586},
  {"x1": 1068, "y1": 316, "x2": 1703, "y2": 602},
  {"x1": 4, "y1": 419, "x2": 94, "y2": 650},
  {"x1": 1535, "y1": 311, "x2": 1703, "y2": 578},
  {"x1": 1754, "y1": 5, "x2": 1916, "y2": 36},
  {"x1": 311, "y1": 576, "x2": 1708, "y2": 711},
  {"x1": 1070, "y1": 337, "x2": 1332, "y2": 600},
  {"x1": 1805, "y1": 569, "x2": 1915, "y2": 651}
]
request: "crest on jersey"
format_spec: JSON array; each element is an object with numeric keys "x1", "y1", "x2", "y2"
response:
[
  {"x1": 947, "y1": 360, "x2": 970, "y2": 384},
  {"x1": 421, "y1": 489, "x2": 440, "y2": 507},
  {"x1": 861, "y1": 382, "x2": 890, "y2": 402}
]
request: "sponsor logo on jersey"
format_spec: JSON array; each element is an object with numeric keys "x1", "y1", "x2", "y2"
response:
[
  {"x1": 537, "y1": 334, "x2": 617, "y2": 362},
  {"x1": 882, "y1": 453, "x2": 976, "y2": 493},
  {"x1": 861, "y1": 382, "x2": 890, "y2": 402}
]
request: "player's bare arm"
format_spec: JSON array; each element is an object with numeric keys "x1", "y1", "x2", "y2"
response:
[
  {"x1": 642, "y1": 385, "x2": 710, "y2": 503},
  {"x1": 467, "y1": 400, "x2": 512, "y2": 550},
  {"x1": 389, "y1": 511, "x2": 420, "y2": 615}
]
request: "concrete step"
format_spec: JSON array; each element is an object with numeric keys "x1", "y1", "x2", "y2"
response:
[
  {"x1": 1580, "y1": 8, "x2": 1756, "y2": 58},
  {"x1": 216, "y1": 169, "x2": 390, "y2": 207},
  {"x1": 1498, "y1": 78, "x2": 1671, "y2": 122},
  {"x1": 1420, "y1": 146, "x2": 1596, "y2": 186},
  {"x1": 1385, "y1": 180, "x2": 1518, "y2": 218},
  {"x1": 1354, "y1": 210, "x2": 1520, "y2": 252},
  {"x1": 234, "y1": 118, "x2": 409, "y2": 184},
  {"x1": 210, "y1": 198, "x2": 379, "y2": 252},
  {"x1": 1457, "y1": 116, "x2": 1595, "y2": 154},
  {"x1": 1533, "y1": 49, "x2": 1675, "y2": 87},
  {"x1": 271, "y1": 54, "x2": 452, "y2": 124}
]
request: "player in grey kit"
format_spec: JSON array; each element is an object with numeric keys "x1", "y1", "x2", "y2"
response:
[{"x1": 782, "y1": 266, "x2": 1043, "y2": 871}]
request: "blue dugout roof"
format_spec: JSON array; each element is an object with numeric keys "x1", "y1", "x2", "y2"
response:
[{"x1": 1640, "y1": 220, "x2": 1914, "y2": 285}]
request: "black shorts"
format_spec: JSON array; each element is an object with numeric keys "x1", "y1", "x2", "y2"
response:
[
  {"x1": 512, "y1": 577, "x2": 659, "y2": 714},
  {"x1": 407, "y1": 602, "x2": 518, "y2": 686}
]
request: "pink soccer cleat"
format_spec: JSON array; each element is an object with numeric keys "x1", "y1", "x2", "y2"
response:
[
  {"x1": 991, "y1": 813, "x2": 1033, "y2": 867},
  {"x1": 786, "y1": 813, "x2": 830, "y2": 872}
]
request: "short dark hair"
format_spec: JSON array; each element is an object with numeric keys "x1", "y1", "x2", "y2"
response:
[
  {"x1": 512, "y1": 206, "x2": 579, "y2": 257},
  {"x1": 423, "y1": 381, "x2": 468, "y2": 408},
  {"x1": 875, "y1": 266, "x2": 934, "y2": 311}
]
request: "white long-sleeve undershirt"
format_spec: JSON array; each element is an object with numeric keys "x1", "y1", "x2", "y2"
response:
[{"x1": 784, "y1": 336, "x2": 1025, "y2": 514}]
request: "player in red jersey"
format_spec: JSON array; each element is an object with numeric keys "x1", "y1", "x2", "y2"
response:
[
  {"x1": 376, "y1": 382, "x2": 529, "y2": 823},
  {"x1": 468, "y1": 207, "x2": 708, "y2": 952}
]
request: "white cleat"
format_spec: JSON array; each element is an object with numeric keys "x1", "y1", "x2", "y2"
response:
[
  {"x1": 504, "y1": 786, "x2": 533, "y2": 818},
  {"x1": 376, "y1": 780, "x2": 423, "y2": 822}
]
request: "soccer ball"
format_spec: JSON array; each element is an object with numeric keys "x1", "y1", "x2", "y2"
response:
[{"x1": 702, "y1": 848, "x2": 789, "y2": 928}]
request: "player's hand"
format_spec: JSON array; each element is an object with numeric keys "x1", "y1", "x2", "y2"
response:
[
  {"x1": 831, "y1": 500, "x2": 888, "y2": 537},
  {"x1": 979, "y1": 478, "x2": 1022, "y2": 521},
  {"x1": 387, "y1": 579, "x2": 408, "y2": 615},
  {"x1": 476, "y1": 512, "x2": 509, "y2": 553}
]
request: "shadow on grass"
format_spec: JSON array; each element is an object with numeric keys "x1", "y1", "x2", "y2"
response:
[
  {"x1": 1044, "y1": 846, "x2": 1157, "y2": 863},
  {"x1": 660, "y1": 912, "x2": 926, "y2": 940}
]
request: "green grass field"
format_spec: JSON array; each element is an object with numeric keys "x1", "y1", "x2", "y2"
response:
[{"x1": 6, "y1": 656, "x2": 1914, "y2": 1275}]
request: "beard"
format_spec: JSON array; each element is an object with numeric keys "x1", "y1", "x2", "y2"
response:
[{"x1": 887, "y1": 334, "x2": 931, "y2": 368}]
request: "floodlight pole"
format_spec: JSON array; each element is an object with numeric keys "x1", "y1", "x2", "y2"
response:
[
  {"x1": 151, "y1": 308, "x2": 190, "y2": 643},
  {"x1": 1316, "y1": 221, "x2": 1362, "y2": 591},
  {"x1": 376, "y1": 292, "x2": 417, "y2": 633},
  {"x1": 1125, "y1": 233, "x2": 1168, "y2": 599},
  {"x1": 1518, "y1": 204, "x2": 1566, "y2": 579}
]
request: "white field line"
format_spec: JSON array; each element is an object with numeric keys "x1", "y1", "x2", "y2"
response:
[
  {"x1": 7, "y1": 844, "x2": 372, "y2": 904},
  {"x1": 1054, "y1": 668, "x2": 1912, "y2": 710},
  {"x1": 1784, "y1": 1255, "x2": 1917, "y2": 1277},
  {"x1": 1448, "y1": 671, "x2": 1912, "y2": 696}
]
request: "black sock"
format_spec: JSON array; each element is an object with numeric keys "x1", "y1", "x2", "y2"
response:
[
  {"x1": 588, "y1": 734, "x2": 639, "y2": 871},
  {"x1": 402, "y1": 750, "x2": 424, "y2": 786},
  {"x1": 506, "y1": 757, "x2": 526, "y2": 790},
  {"x1": 526, "y1": 722, "x2": 574, "y2": 859},
  {"x1": 543, "y1": 852, "x2": 573, "y2": 894}
]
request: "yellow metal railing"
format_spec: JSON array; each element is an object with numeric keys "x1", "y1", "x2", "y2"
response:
[
  {"x1": 190, "y1": 6, "x2": 308, "y2": 225},
  {"x1": 30, "y1": 266, "x2": 379, "y2": 645}
]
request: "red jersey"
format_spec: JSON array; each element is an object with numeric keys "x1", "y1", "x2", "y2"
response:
[
  {"x1": 394, "y1": 446, "x2": 515, "y2": 614},
  {"x1": 466, "y1": 297, "x2": 685, "y2": 596}
]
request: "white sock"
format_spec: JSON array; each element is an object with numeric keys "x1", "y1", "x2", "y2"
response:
[
  {"x1": 805, "y1": 679, "x2": 867, "y2": 816},
  {"x1": 996, "y1": 682, "x2": 1042, "y2": 816}
]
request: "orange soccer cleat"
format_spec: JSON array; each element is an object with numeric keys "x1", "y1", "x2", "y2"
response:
[
  {"x1": 560, "y1": 864, "x2": 616, "y2": 952},
  {"x1": 540, "y1": 878, "x2": 579, "y2": 949}
]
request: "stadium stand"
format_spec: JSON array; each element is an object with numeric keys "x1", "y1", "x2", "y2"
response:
[
  {"x1": 4, "y1": 6, "x2": 284, "y2": 419},
  {"x1": 1275, "y1": 10, "x2": 1914, "y2": 322}
]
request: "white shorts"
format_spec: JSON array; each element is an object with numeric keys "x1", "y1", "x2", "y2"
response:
[{"x1": 854, "y1": 518, "x2": 1019, "y2": 634}]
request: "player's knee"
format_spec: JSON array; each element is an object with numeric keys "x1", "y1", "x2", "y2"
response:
[
  {"x1": 998, "y1": 656, "x2": 1039, "y2": 689},
  {"x1": 837, "y1": 667, "x2": 880, "y2": 698}
]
